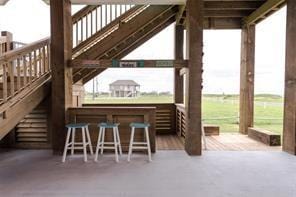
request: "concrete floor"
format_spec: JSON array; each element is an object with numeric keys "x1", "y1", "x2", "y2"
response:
[{"x1": 1, "y1": 150, "x2": 296, "y2": 197}]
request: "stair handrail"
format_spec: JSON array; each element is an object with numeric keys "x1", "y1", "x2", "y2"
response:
[
  {"x1": 72, "y1": 4, "x2": 143, "y2": 54},
  {"x1": 0, "y1": 38, "x2": 51, "y2": 113}
]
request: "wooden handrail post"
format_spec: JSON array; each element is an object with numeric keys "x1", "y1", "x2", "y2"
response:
[
  {"x1": 283, "y1": 0, "x2": 296, "y2": 155},
  {"x1": 184, "y1": 0, "x2": 203, "y2": 156},
  {"x1": 174, "y1": 24, "x2": 184, "y2": 104},
  {"x1": 239, "y1": 25, "x2": 255, "y2": 134},
  {"x1": 50, "y1": 0, "x2": 73, "y2": 154}
]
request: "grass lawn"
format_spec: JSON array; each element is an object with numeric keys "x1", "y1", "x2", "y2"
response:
[{"x1": 85, "y1": 94, "x2": 283, "y2": 135}]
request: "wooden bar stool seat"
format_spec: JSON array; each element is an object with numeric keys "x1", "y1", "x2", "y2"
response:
[
  {"x1": 62, "y1": 123, "x2": 93, "y2": 162},
  {"x1": 128, "y1": 122, "x2": 152, "y2": 162},
  {"x1": 95, "y1": 122, "x2": 122, "y2": 162}
]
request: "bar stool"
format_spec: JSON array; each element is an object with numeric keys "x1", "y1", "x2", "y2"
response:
[
  {"x1": 128, "y1": 122, "x2": 152, "y2": 162},
  {"x1": 62, "y1": 123, "x2": 93, "y2": 162},
  {"x1": 95, "y1": 123, "x2": 122, "y2": 162}
]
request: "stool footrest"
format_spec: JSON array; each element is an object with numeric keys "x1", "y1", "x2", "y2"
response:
[
  {"x1": 132, "y1": 142, "x2": 148, "y2": 145},
  {"x1": 131, "y1": 146, "x2": 149, "y2": 150}
]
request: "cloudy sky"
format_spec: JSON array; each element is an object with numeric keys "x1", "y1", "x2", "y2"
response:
[{"x1": 0, "y1": 0, "x2": 287, "y2": 95}]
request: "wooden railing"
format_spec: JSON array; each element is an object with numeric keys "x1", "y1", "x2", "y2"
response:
[
  {"x1": 72, "y1": 4, "x2": 137, "y2": 49},
  {"x1": 176, "y1": 104, "x2": 187, "y2": 138},
  {"x1": 0, "y1": 38, "x2": 51, "y2": 113},
  {"x1": 83, "y1": 103, "x2": 176, "y2": 135}
]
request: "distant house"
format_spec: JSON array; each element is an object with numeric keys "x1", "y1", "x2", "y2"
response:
[{"x1": 109, "y1": 80, "x2": 140, "y2": 98}]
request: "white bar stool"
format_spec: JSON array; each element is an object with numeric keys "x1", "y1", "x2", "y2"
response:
[
  {"x1": 62, "y1": 123, "x2": 93, "y2": 162},
  {"x1": 128, "y1": 122, "x2": 152, "y2": 162},
  {"x1": 95, "y1": 122, "x2": 122, "y2": 162}
]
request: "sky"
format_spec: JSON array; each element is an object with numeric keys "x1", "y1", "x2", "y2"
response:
[{"x1": 0, "y1": 0, "x2": 287, "y2": 95}]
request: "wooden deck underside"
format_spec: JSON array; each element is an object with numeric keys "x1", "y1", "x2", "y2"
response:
[{"x1": 156, "y1": 134, "x2": 282, "y2": 151}]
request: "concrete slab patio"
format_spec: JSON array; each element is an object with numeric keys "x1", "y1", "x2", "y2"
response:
[{"x1": 0, "y1": 149, "x2": 296, "y2": 197}]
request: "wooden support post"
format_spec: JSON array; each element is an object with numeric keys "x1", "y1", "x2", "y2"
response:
[
  {"x1": 174, "y1": 25, "x2": 184, "y2": 104},
  {"x1": 283, "y1": 0, "x2": 296, "y2": 155},
  {"x1": 50, "y1": 0, "x2": 73, "y2": 154},
  {"x1": 239, "y1": 25, "x2": 255, "y2": 134},
  {"x1": 184, "y1": 0, "x2": 203, "y2": 156}
]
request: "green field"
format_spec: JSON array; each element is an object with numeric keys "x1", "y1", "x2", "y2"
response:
[{"x1": 85, "y1": 94, "x2": 283, "y2": 135}]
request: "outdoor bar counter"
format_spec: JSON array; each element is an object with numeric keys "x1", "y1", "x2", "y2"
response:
[{"x1": 68, "y1": 106, "x2": 156, "y2": 152}]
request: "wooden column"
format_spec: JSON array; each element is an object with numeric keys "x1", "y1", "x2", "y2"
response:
[
  {"x1": 184, "y1": 0, "x2": 203, "y2": 155},
  {"x1": 239, "y1": 25, "x2": 255, "y2": 134},
  {"x1": 174, "y1": 25, "x2": 184, "y2": 104},
  {"x1": 283, "y1": 0, "x2": 296, "y2": 155},
  {"x1": 50, "y1": 0, "x2": 73, "y2": 153}
]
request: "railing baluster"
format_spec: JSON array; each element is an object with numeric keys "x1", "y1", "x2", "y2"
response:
[
  {"x1": 28, "y1": 52, "x2": 32, "y2": 84},
  {"x1": 86, "y1": 14, "x2": 88, "y2": 39},
  {"x1": 2, "y1": 63, "x2": 7, "y2": 102},
  {"x1": 80, "y1": 18, "x2": 83, "y2": 43},
  {"x1": 34, "y1": 50, "x2": 37, "y2": 78},
  {"x1": 23, "y1": 55, "x2": 27, "y2": 86},
  {"x1": 95, "y1": 8, "x2": 98, "y2": 32},
  {"x1": 105, "y1": 5, "x2": 107, "y2": 27},
  {"x1": 9, "y1": 61, "x2": 15, "y2": 97},
  {"x1": 76, "y1": 23, "x2": 78, "y2": 46},
  {"x1": 91, "y1": 11, "x2": 93, "y2": 36},
  {"x1": 16, "y1": 57, "x2": 21, "y2": 91},
  {"x1": 100, "y1": 7, "x2": 102, "y2": 29}
]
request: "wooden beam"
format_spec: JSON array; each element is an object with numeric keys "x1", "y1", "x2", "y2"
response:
[
  {"x1": 174, "y1": 25, "x2": 184, "y2": 104},
  {"x1": 239, "y1": 25, "x2": 255, "y2": 135},
  {"x1": 50, "y1": 0, "x2": 73, "y2": 154},
  {"x1": 70, "y1": 59, "x2": 188, "y2": 68},
  {"x1": 204, "y1": 1, "x2": 264, "y2": 10},
  {"x1": 243, "y1": 0, "x2": 286, "y2": 26},
  {"x1": 283, "y1": 0, "x2": 296, "y2": 155},
  {"x1": 70, "y1": 0, "x2": 186, "y2": 4},
  {"x1": 184, "y1": 0, "x2": 203, "y2": 156},
  {"x1": 176, "y1": 5, "x2": 186, "y2": 25}
]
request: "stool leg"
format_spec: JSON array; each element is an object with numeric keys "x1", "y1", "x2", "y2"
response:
[
  {"x1": 62, "y1": 128, "x2": 72, "y2": 162},
  {"x1": 95, "y1": 127, "x2": 103, "y2": 162},
  {"x1": 100, "y1": 127, "x2": 105, "y2": 155},
  {"x1": 145, "y1": 127, "x2": 152, "y2": 162},
  {"x1": 86, "y1": 126, "x2": 94, "y2": 155},
  {"x1": 116, "y1": 127, "x2": 122, "y2": 156},
  {"x1": 127, "y1": 127, "x2": 135, "y2": 162},
  {"x1": 71, "y1": 128, "x2": 76, "y2": 155},
  {"x1": 113, "y1": 127, "x2": 119, "y2": 162},
  {"x1": 82, "y1": 127, "x2": 87, "y2": 162}
]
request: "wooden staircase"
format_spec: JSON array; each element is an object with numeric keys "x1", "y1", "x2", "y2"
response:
[
  {"x1": 72, "y1": 5, "x2": 179, "y2": 84},
  {"x1": 15, "y1": 101, "x2": 50, "y2": 148}
]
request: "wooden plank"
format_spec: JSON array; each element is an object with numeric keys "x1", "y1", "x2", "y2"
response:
[
  {"x1": 239, "y1": 26, "x2": 255, "y2": 134},
  {"x1": 184, "y1": 0, "x2": 203, "y2": 156},
  {"x1": 50, "y1": 0, "x2": 73, "y2": 154},
  {"x1": 176, "y1": 5, "x2": 186, "y2": 25},
  {"x1": 70, "y1": 59, "x2": 188, "y2": 68},
  {"x1": 248, "y1": 127, "x2": 281, "y2": 146},
  {"x1": 243, "y1": 0, "x2": 286, "y2": 26},
  {"x1": 283, "y1": 0, "x2": 296, "y2": 155},
  {"x1": 174, "y1": 25, "x2": 184, "y2": 104}
]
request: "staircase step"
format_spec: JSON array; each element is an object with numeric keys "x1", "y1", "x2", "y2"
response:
[
  {"x1": 30, "y1": 109, "x2": 47, "y2": 114},
  {"x1": 16, "y1": 128, "x2": 47, "y2": 133},
  {"x1": 24, "y1": 114, "x2": 47, "y2": 119},
  {"x1": 17, "y1": 133, "x2": 47, "y2": 138},
  {"x1": 17, "y1": 123, "x2": 47, "y2": 128},
  {"x1": 17, "y1": 138, "x2": 47, "y2": 142},
  {"x1": 20, "y1": 119, "x2": 47, "y2": 123}
]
